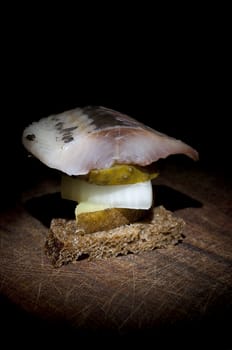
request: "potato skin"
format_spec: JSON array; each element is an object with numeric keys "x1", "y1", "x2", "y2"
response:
[{"x1": 76, "y1": 208, "x2": 149, "y2": 234}]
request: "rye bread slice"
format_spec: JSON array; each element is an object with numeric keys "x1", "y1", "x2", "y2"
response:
[{"x1": 45, "y1": 206, "x2": 185, "y2": 267}]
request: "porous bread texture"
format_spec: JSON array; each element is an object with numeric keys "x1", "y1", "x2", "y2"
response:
[{"x1": 45, "y1": 206, "x2": 185, "y2": 267}]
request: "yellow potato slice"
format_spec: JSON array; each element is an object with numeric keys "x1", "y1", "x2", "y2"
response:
[{"x1": 75, "y1": 205, "x2": 148, "y2": 234}]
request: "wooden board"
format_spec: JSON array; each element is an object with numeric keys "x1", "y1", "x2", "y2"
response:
[{"x1": 0, "y1": 161, "x2": 231, "y2": 347}]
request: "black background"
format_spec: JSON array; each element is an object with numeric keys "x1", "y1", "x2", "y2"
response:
[
  {"x1": 1, "y1": 17, "x2": 230, "y2": 182},
  {"x1": 1, "y1": 6, "x2": 230, "y2": 177}
]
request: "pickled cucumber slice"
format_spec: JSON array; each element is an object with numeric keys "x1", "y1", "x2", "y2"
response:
[{"x1": 82, "y1": 164, "x2": 159, "y2": 185}]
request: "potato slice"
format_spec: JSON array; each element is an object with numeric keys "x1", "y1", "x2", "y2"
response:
[
  {"x1": 82, "y1": 164, "x2": 159, "y2": 185},
  {"x1": 75, "y1": 205, "x2": 148, "y2": 234}
]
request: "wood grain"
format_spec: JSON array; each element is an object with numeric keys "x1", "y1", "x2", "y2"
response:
[{"x1": 0, "y1": 161, "x2": 231, "y2": 347}]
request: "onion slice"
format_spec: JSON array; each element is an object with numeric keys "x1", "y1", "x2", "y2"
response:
[
  {"x1": 75, "y1": 202, "x2": 110, "y2": 216},
  {"x1": 61, "y1": 176, "x2": 153, "y2": 210}
]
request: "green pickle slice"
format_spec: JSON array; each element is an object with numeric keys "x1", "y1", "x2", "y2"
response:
[{"x1": 83, "y1": 164, "x2": 159, "y2": 185}]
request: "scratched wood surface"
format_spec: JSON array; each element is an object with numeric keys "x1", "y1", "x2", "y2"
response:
[{"x1": 0, "y1": 160, "x2": 231, "y2": 347}]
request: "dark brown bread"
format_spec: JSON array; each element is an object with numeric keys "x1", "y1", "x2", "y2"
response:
[{"x1": 45, "y1": 206, "x2": 185, "y2": 267}]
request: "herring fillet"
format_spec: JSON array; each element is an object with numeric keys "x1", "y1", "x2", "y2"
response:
[{"x1": 22, "y1": 106, "x2": 199, "y2": 176}]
